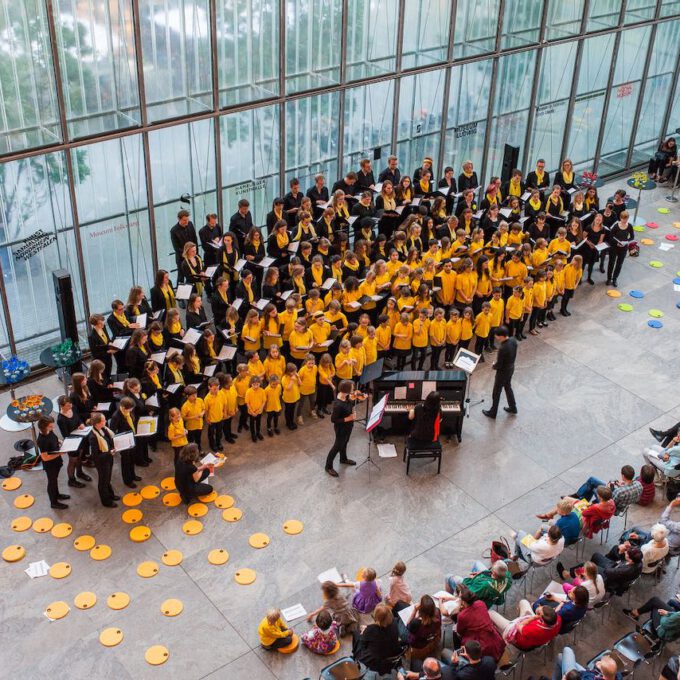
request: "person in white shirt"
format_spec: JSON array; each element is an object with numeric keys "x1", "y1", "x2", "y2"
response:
[
  {"x1": 660, "y1": 498, "x2": 680, "y2": 551},
  {"x1": 512, "y1": 525, "x2": 564, "y2": 565},
  {"x1": 640, "y1": 524, "x2": 670, "y2": 573},
  {"x1": 554, "y1": 561, "x2": 606, "y2": 607}
]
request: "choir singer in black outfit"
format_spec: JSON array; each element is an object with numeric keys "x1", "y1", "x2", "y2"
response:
[
  {"x1": 483, "y1": 326, "x2": 518, "y2": 419},
  {"x1": 325, "y1": 380, "x2": 365, "y2": 477}
]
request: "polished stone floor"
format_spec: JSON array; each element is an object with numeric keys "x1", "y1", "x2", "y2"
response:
[{"x1": 1, "y1": 178, "x2": 680, "y2": 680}]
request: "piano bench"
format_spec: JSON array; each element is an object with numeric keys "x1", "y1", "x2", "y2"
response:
[{"x1": 403, "y1": 443, "x2": 442, "y2": 475}]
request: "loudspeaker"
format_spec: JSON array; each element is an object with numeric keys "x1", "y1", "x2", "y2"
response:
[
  {"x1": 53, "y1": 269, "x2": 79, "y2": 343},
  {"x1": 501, "y1": 144, "x2": 520, "y2": 183}
]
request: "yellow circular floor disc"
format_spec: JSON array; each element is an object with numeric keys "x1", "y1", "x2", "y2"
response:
[
  {"x1": 222, "y1": 507, "x2": 243, "y2": 522},
  {"x1": 137, "y1": 560, "x2": 160, "y2": 578},
  {"x1": 13, "y1": 494, "x2": 34, "y2": 509},
  {"x1": 1, "y1": 476, "x2": 21, "y2": 491},
  {"x1": 208, "y1": 548, "x2": 229, "y2": 565},
  {"x1": 74, "y1": 591, "x2": 97, "y2": 609},
  {"x1": 145, "y1": 645, "x2": 169, "y2": 666},
  {"x1": 90, "y1": 544, "x2": 112, "y2": 561},
  {"x1": 606, "y1": 289, "x2": 622, "y2": 298},
  {"x1": 283, "y1": 520, "x2": 304, "y2": 535},
  {"x1": 33, "y1": 517, "x2": 54, "y2": 534},
  {"x1": 122, "y1": 508, "x2": 143, "y2": 524},
  {"x1": 163, "y1": 492, "x2": 181, "y2": 507},
  {"x1": 2, "y1": 544, "x2": 25, "y2": 562},
  {"x1": 248, "y1": 533, "x2": 270, "y2": 549},
  {"x1": 198, "y1": 490, "x2": 217, "y2": 503},
  {"x1": 45, "y1": 601, "x2": 70, "y2": 620},
  {"x1": 122, "y1": 492, "x2": 142, "y2": 507},
  {"x1": 161, "y1": 598, "x2": 183, "y2": 617},
  {"x1": 234, "y1": 568, "x2": 256, "y2": 585},
  {"x1": 161, "y1": 477, "x2": 176, "y2": 491},
  {"x1": 73, "y1": 535, "x2": 96, "y2": 551},
  {"x1": 641, "y1": 238, "x2": 654, "y2": 245},
  {"x1": 140, "y1": 485, "x2": 160, "y2": 500},
  {"x1": 161, "y1": 549, "x2": 183, "y2": 566},
  {"x1": 107, "y1": 592, "x2": 130, "y2": 610},
  {"x1": 99, "y1": 628, "x2": 124, "y2": 647},
  {"x1": 187, "y1": 502, "x2": 208, "y2": 518},
  {"x1": 51, "y1": 522, "x2": 73, "y2": 538},
  {"x1": 182, "y1": 519, "x2": 203, "y2": 535},
  {"x1": 11, "y1": 516, "x2": 32, "y2": 532},
  {"x1": 49, "y1": 562, "x2": 71, "y2": 579},
  {"x1": 214, "y1": 494, "x2": 234, "y2": 509},
  {"x1": 129, "y1": 525, "x2": 152, "y2": 542}
]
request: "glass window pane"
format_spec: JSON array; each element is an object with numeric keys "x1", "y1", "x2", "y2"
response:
[
  {"x1": 54, "y1": 0, "x2": 141, "y2": 139},
  {"x1": 453, "y1": 0, "x2": 500, "y2": 58},
  {"x1": 546, "y1": 0, "x2": 584, "y2": 39},
  {"x1": 667, "y1": 84, "x2": 680, "y2": 135},
  {"x1": 217, "y1": 0, "x2": 279, "y2": 107},
  {"x1": 0, "y1": 153, "x2": 84, "y2": 363},
  {"x1": 286, "y1": 0, "x2": 342, "y2": 94},
  {"x1": 150, "y1": 119, "x2": 217, "y2": 277},
  {"x1": 72, "y1": 136, "x2": 153, "y2": 313},
  {"x1": 443, "y1": 60, "x2": 492, "y2": 176},
  {"x1": 139, "y1": 0, "x2": 212, "y2": 122},
  {"x1": 577, "y1": 34, "x2": 616, "y2": 95},
  {"x1": 396, "y1": 70, "x2": 446, "y2": 180},
  {"x1": 661, "y1": 0, "x2": 680, "y2": 17},
  {"x1": 624, "y1": 0, "x2": 657, "y2": 23},
  {"x1": 501, "y1": 0, "x2": 542, "y2": 49},
  {"x1": 221, "y1": 105, "x2": 279, "y2": 225},
  {"x1": 0, "y1": 0, "x2": 61, "y2": 153},
  {"x1": 648, "y1": 19, "x2": 680, "y2": 77},
  {"x1": 486, "y1": 51, "x2": 536, "y2": 179},
  {"x1": 567, "y1": 95, "x2": 607, "y2": 167},
  {"x1": 346, "y1": 0, "x2": 397, "y2": 80},
  {"x1": 588, "y1": 0, "x2": 621, "y2": 31},
  {"x1": 402, "y1": 0, "x2": 450, "y2": 69},
  {"x1": 343, "y1": 81, "x2": 394, "y2": 169}
]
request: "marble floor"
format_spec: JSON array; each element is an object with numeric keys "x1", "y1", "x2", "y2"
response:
[{"x1": 1, "y1": 177, "x2": 680, "y2": 680}]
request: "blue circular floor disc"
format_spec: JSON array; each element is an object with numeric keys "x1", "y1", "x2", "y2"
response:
[
  {"x1": 629, "y1": 290, "x2": 644, "y2": 298},
  {"x1": 648, "y1": 319, "x2": 663, "y2": 328}
]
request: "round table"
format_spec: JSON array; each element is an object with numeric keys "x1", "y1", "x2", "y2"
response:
[
  {"x1": 6, "y1": 396, "x2": 54, "y2": 448},
  {"x1": 40, "y1": 346, "x2": 82, "y2": 395}
]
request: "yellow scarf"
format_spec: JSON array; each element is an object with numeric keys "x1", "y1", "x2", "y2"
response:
[
  {"x1": 529, "y1": 197, "x2": 542, "y2": 211},
  {"x1": 150, "y1": 373, "x2": 161, "y2": 388},
  {"x1": 463, "y1": 170, "x2": 473, "y2": 178},
  {"x1": 150, "y1": 331, "x2": 163, "y2": 347},
  {"x1": 402, "y1": 188, "x2": 412, "y2": 201},
  {"x1": 185, "y1": 256, "x2": 204, "y2": 296},
  {"x1": 123, "y1": 411, "x2": 135, "y2": 432},
  {"x1": 170, "y1": 366, "x2": 184, "y2": 384},
  {"x1": 276, "y1": 231, "x2": 289, "y2": 249},
  {"x1": 336, "y1": 203, "x2": 349, "y2": 218},
  {"x1": 92, "y1": 426, "x2": 114, "y2": 453},
  {"x1": 419, "y1": 179, "x2": 429, "y2": 193},
  {"x1": 311, "y1": 266, "x2": 324, "y2": 285},
  {"x1": 139, "y1": 344, "x2": 147, "y2": 355},
  {"x1": 207, "y1": 340, "x2": 216, "y2": 358},
  {"x1": 243, "y1": 281, "x2": 254, "y2": 302},
  {"x1": 160, "y1": 285, "x2": 175, "y2": 309},
  {"x1": 332, "y1": 265, "x2": 343, "y2": 281},
  {"x1": 131, "y1": 304, "x2": 140, "y2": 316},
  {"x1": 96, "y1": 327, "x2": 108, "y2": 343},
  {"x1": 585, "y1": 197, "x2": 595, "y2": 211},
  {"x1": 535, "y1": 169, "x2": 545, "y2": 183},
  {"x1": 190, "y1": 356, "x2": 200, "y2": 373},
  {"x1": 274, "y1": 207, "x2": 283, "y2": 221},
  {"x1": 549, "y1": 195, "x2": 563, "y2": 213},
  {"x1": 169, "y1": 321, "x2": 181, "y2": 335},
  {"x1": 382, "y1": 194, "x2": 396, "y2": 211},
  {"x1": 295, "y1": 223, "x2": 316, "y2": 241},
  {"x1": 344, "y1": 260, "x2": 359, "y2": 272},
  {"x1": 509, "y1": 179, "x2": 521, "y2": 196},
  {"x1": 114, "y1": 312, "x2": 129, "y2": 327},
  {"x1": 222, "y1": 248, "x2": 238, "y2": 266},
  {"x1": 294, "y1": 277, "x2": 306, "y2": 294},
  {"x1": 323, "y1": 219, "x2": 334, "y2": 240},
  {"x1": 485, "y1": 193, "x2": 497, "y2": 206},
  {"x1": 562, "y1": 170, "x2": 573, "y2": 184}
]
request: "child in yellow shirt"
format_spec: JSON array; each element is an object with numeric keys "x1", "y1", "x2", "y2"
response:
[
  {"x1": 282, "y1": 363, "x2": 302, "y2": 430},
  {"x1": 529, "y1": 269, "x2": 548, "y2": 335},
  {"x1": 488, "y1": 287, "x2": 505, "y2": 350},
  {"x1": 180, "y1": 386, "x2": 205, "y2": 449},
  {"x1": 375, "y1": 314, "x2": 392, "y2": 358},
  {"x1": 561, "y1": 254, "x2": 583, "y2": 317},
  {"x1": 411, "y1": 308, "x2": 430, "y2": 370},
  {"x1": 218, "y1": 372, "x2": 238, "y2": 444},
  {"x1": 350, "y1": 335, "x2": 366, "y2": 378},
  {"x1": 297, "y1": 354, "x2": 318, "y2": 424},
  {"x1": 234, "y1": 363, "x2": 251, "y2": 433},
  {"x1": 429, "y1": 307, "x2": 446, "y2": 369},
  {"x1": 203, "y1": 377, "x2": 225, "y2": 451},
  {"x1": 460, "y1": 307, "x2": 474, "y2": 348},
  {"x1": 363, "y1": 326, "x2": 378, "y2": 366},
  {"x1": 516, "y1": 276, "x2": 534, "y2": 339},
  {"x1": 505, "y1": 285, "x2": 524, "y2": 339},
  {"x1": 335, "y1": 339, "x2": 355, "y2": 380},
  {"x1": 264, "y1": 374, "x2": 282, "y2": 436},
  {"x1": 317, "y1": 353, "x2": 336, "y2": 416},
  {"x1": 244, "y1": 376, "x2": 266, "y2": 443},
  {"x1": 258, "y1": 608, "x2": 293, "y2": 650},
  {"x1": 393, "y1": 311, "x2": 413, "y2": 371},
  {"x1": 167, "y1": 407, "x2": 188, "y2": 462},
  {"x1": 473, "y1": 302, "x2": 492, "y2": 362},
  {"x1": 445, "y1": 308, "x2": 461, "y2": 367},
  {"x1": 246, "y1": 351, "x2": 265, "y2": 381}
]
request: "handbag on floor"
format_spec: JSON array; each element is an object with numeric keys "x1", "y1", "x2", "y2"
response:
[{"x1": 482, "y1": 536, "x2": 524, "y2": 579}]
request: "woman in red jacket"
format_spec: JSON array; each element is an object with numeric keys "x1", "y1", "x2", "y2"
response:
[{"x1": 453, "y1": 586, "x2": 506, "y2": 663}]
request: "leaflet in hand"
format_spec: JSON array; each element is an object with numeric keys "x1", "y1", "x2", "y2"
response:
[
  {"x1": 136, "y1": 416, "x2": 158, "y2": 437},
  {"x1": 175, "y1": 284, "x2": 193, "y2": 300},
  {"x1": 203, "y1": 364, "x2": 216, "y2": 377},
  {"x1": 150, "y1": 351, "x2": 166, "y2": 364},
  {"x1": 145, "y1": 394, "x2": 159, "y2": 408},
  {"x1": 217, "y1": 345, "x2": 237, "y2": 361},
  {"x1": 201, "y1": 453, "x2": 220, "y2": 465},
  {"x1": 113, "y1": 431, "x2": 135, "y2": 451},
  {"x1": 59, "y1": 437, "x2": 83, "y2": 453},
  {"x1": 111, "y1": 337, "x2": 129, "y2": 350},
  {"x1": 95, "y1": 402, "x2": 111, "y2": 411},
  {"x1": 165, "y1": 383, "x2": 182, "y2": 394},
  {"x1": 398, "y1": 604, "x2": 415, "y2": 626},
  {"x1": 317, "y1": 567, "x2": 343, "y2": 584},
  {"x1": 182, "y1": 328, "x2": 202, "y2": 345},
  {"x1": 204, "y1": 265, "x2": 218, "y2": 278},
  {"x1": 135, "y1": 313, "x2": 147, "y2": 328},
  {"x1": 71, "y1": 426, "x2": 92, "y2": 437}
]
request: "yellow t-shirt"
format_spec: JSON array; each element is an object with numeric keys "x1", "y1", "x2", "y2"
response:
[
  {"x1": 204, "y1": 391, "x2": 225, "y2": 424},
  {"x1": 533, "y1": 281, "x2": 547, "y2": 307},
  {"x1": 289, "y1": 329, "x2": 314, "y2": 360},
  {"x1": 429, "y1": 318, "x2": 446, "y2": 346},
  {"x1": 505, "y1": 260, "x2": 528, "y2": 288},
  {"x1": 245, "y1": 386, "x2": 267, "y2": 415},
  {"x1": 489, "y1": 298, "x2": 504, "y2": 327},
  {"x1": 350, "y1": 346, "x2": 365, "y2": 377},
  {"x1": 460, "y1": 318, "x2": 473, "y2": 341},
  {"x1": 474, "y1": 311, "x2": 492, "y2": 339},
  {"x1": 505, "y1": 295, "x2": 524, "y2": 320},
  {"x1": 554, "y1": 268, "x2": 566, "y2": 293},
  {"x1": 241, "y1": 322, "x2": 262, "y2": 351},
  {"x1": 278, "y1": 309, "x2": 298, "y2": 341},
  {"x1": 393, "y1": 321, "x2": 413, "y2": 350},
  {"x1": 455, "y1": 271, "x2": 477, "y2": 303},
  {"x1": 247, "y1": 358, "x2": 265, "y2": 377},
  {"x1": 376, "y1": 325, "x2": 392, "y2": 351},
  {"x1": 532, "y1": 248, "x2": 549, "y2": 268},
  {"x1": 298, "y1": 364, "x2": 318, "y2": 395},
  {"x1": 363, "y1": 336, "x2": 377, "y2": 365},
  {"x1": 220, "y1": 386, "x2": 238, "y2": 418},
  {"x1": 564, "y1": 263, "x2": 582, "y2": 290},
  {"x1": 181, "y1": 398, "x2": 205, "y2": 431},
  {"x1": 318, "y1": 363, "x2": 335, "y2": 386},
  {"x1": 548, "y1": 238, "x2": 571, "y2": 257},
  {"x1": 446, "y1": 318, "x2": 462, "y2": 344},
  {"x1": 522, "y1": 287, "x2": 534, "y2": 313},
  {"x1": 234, "y1": 375, "x2": 250, "y2": 405},
  {"x1": 263, "y1": 356, "x2": 286, "y2": 381},
  {"x1": 264, "y1": 383, "x2": 282, "y2": 412},
  {"x1": 168, "y1": 417, "x2": 188, "y2": 448},
  {"x1": 436, "y1": 270, "x2": 456, "y2": 306},
  {"x1": 335, "y1": 351, "x2": 355, "y2": 379},
  {"x1": 310, "y1": 322, "x2": 331, "y2": 351},
  {"x1": 281, "y1": 374, "x2": 300, "y2": 403},
  {"x1": 412, "y1": 318, "x2": 430, "y2": 348}
]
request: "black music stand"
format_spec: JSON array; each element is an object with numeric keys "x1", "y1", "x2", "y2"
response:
[
  {"x1": 453, "y1": 348, "x2": 483, "y2": 417},
  {"x1": 355, "y1": 357, "x2": 384, "y2": 425},
  {"x1": 357, "y1": 393, "x2": 388, "y2": 478}
]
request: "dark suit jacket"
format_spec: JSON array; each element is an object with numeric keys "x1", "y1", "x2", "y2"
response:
[{"x1": 494, "y1": 337, "x2": 517, "y2": 375}]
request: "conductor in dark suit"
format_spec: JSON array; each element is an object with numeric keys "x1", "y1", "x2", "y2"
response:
[{"x1": 483, "y1": 326, "x2": 518, "y2": 419}]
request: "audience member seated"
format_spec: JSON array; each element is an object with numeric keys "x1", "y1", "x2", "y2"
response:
[
  {"x1": 407, "y1": 391, "x2": 443, "y2": 449},
  {"x1": 651, "y1": 421, "x2": 680, "y2": 448},
  {"x1": 553, "y1": 560, "x2": 606, "y2": 606},
  {"x1": 553, "y1": 647, "x2": 622, "y2": 680},
  {"x1": 385, "y1": 561, "x2": 413, "y2": 610},
  {"x1": 623, "y1": 596, "x2": 680, "y2": 646},
  {"x1": 443, "y1": 560, "x2": 512, "y2": 613},
  {"x1": 488, "y1": 599, "x2": 561, "y2": 651},
  {"x1": 642, "y1": 435, "x2": 680, "y2": 481},
  {"x1": 606, "y1": 524, "x2": 669, "y2": 572},
  {"x1": 440, "y1": 641, "x2": 497, "y2": 679},
  {"x1": 400, "y1": 595, "x2": 441, "y2": 661},
  {"x1": 567, "y1": 465, "x2": 642, "y2": 514},
  {"x1": 661, "y1": 497, "x2": 680, "y2": 552},
  {"x1": 538, "y1": 485, "x2": 615, "y2": 539},
  {"x1": 636, "y1": 464, "x2": 656, "y2": 506},
  {"x1": 258, "y1": 608, "x2": 293, "y2": 650},
  {"x1": 531, "y1": 585, "x2": 589, "y2": 634},
  {"x1": 352, "y1": 603, "x2": 403, "y2": 675},
  {"x1": 449, "y1": 586, "x2": 506, "y2": 664},
  {"x1": 551, "y1": 499, "x2": 582, "y2": 545},
  {"x1": 173, "y1": 443, "x2": 213, "y2": 504},
  {"x1": 306, "y1": 581, "x2": 359, "y2": 635},
  {"x1": 301, "y1": 609, "x2": 339, "y2": 655},
  {"x1": 397, "y1": 656, "x2": 454, "y2": 680},
  {"x1": 511, "y1": 524, "x2": 564, "y2": 565},
  {"x1": 660, "y1": 654, "x2": 680, "y2": 680},
  {"x1": 560, "y1": 546, "x2": 643, "y2": 596}
]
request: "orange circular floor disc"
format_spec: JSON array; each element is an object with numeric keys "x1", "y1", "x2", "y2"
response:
[
  {"x1": 214, "y1": 494, "x2": 234, "y2": 509},
  {"x1": 90, "y1": 544, "x2": 112, "y2": 561},
  {"x1": 100, "y1": 627, "x2": 124, "y2": 647},
  {"x1": 163, "y1": 492, "x2": 181, "y2": 507},
  {"x1": 1, "y1": 477, "x2": 22, "y2": 491},
  {"x1": 234, "y1": 568, "x2": 256, "y2": 585},
  {"x1": 45, "y1": 601, "x2": 70, "y2": 620},
  {"x1": 73, "y1": 535, "x2": 96, "y2": 551},
  {"x1": 248, "y1": 533, "x2": 270, "y2": 549},
  {"x1": 198, "y1": 490, "x2": 217, "y2": 503},
  {"x1": 2, "y1": 545, "x2": 25, "y2": 562},
  {"x1": 182, "y1": 520, "x2": 203, "y2": 535},
  {"x1": 122, "y1": 508, "x2": 143, "y2": 524},
  {"x1": 140, "y1": 485, "x2": 160, "y2": 500},
  {"x1": 107, "y1": 592, "x2": 130, "y2": 610},
  {"x1": 282, "y1": 520, "x2": 303, "y2": 535},
  {"x1": 122, "y1": 492, "x2": 142, "y2": 507},
  {"x1": 32, "y1": 517, "x2": 54, "y2": 534},
  {"x1": 187, "y1": 502, "x2": 208, "y2": 518},
  {"x1": 137, "y1": 560, "x2": 160, "y2": 578},
  {"x1": 161, "y1": 549, "x2": 183, "y2": 566},
  {"x1": 11, "y1": 516, "x2": 32, "y2": 532},
  {"x1": 49, "y1": 562, "x2": 71, "y2": 579},
  {"x1": 208, "y1": 548, "x2": 229, "y2": 565},
  {"x1": 222, "y1": 507, "x2": 243, "y2": 522},
  {"x1": 160, "y1": 477, "x2": 176, "y2": 491},
  {"x1": 13, "y1": 494, "x2": 34, "y2": 509},
  {"x1": 161, "y1": 598, "x2": 183, "y2": 616},
  {"x1": 129, "y1": 525, "x2": 152, "y2": 542},
  {"x1": 74, "y1": 591, "x2": 97, "y2": 610},
  {"x1": 145, "y1": 645, "x2": 169, "y2": 665},
  {"x1": 51, "y1": 522, "x2": 73, "y2": 538}
]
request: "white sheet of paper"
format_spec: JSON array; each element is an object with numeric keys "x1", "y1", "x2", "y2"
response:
[
  {"x1": 232, "y1": 298, "x2": 243, "y2": 310},
  {"x1": 411, "y1": 197, "x2": 421, "y2": 206},
  {"x1": 234, "y1": 259, "x2": 246, "y2": 272},
  {"x1": 204, "y1": 265, "x2": 218, "y2": 278},
  {"x1": 217, "y1": 345, "x2": 237, "y2": 361},
  {"x1": 377, "y1": 443, "x2": 398, "y2": 458},
  {"x1": 175, "y1": 284, "x2": 193, "y2": 300},
  {"x1": 137, "y1": 416, "x2": 158, "y2": 436},
  {"x1": 321, "y1": 278, "x2": 336, "y2": 290},
  {"x1": 398, "y1": 604, "x2": 415, "y2": 626},
  {"x1": 203, "y1": 364, "x2": 216, "y2": 377},
  {"x1": 166, "y1": 383, "x2": 182, "y2": 394},
  {"x1": 543, "y1": 580, "x2": 566, "y2": 596},
  {"x1": 254, "y1": 298, "x2": 270, "y2": 310},
  {"x1": 317, "y1": 567, "x2": 343, "y2": 584},
  {"x1": 521, "y1": 191, "x2": 531, "y2": 201},
  {"x1": 394, "y1": 385, "x2": 407, "y2": 400},
  {"x1": 135, "y1": 313, "x2": 147, "y2": 327},
  {"x1": 659, "y1": 243, "x2": 675, "y2": 251},
  {"x1": 113, "y1": 431, "x2": 135, "y2": 451},
  {"x1": 674, "y1": 284, "x2": 680, "y2": 292},
  {"x1": 111, "y1": 337, "x2": 129, "y2": 350},
  {"x1": 282, "y1": 603, "x2": 307, "y2": 622},
  {"x1": 256, "y1": 256, "x2": 276, "y2": 268},
  {"x1": 145, "y1": 394, "x2": 159, "y2": 408},
  {"x1": 95, "y1": 402, "x2": 111, "y2": 411},
  {"x1": 112, "y1": 381, "x2": 125, "y2": 391},
  {"x1": 59, "y1": 437, "x2": 83, "y2": 453},
  {"x1": 71, "y1": 426, "x2": 92, "y2": 437},
  {"x1": 432, "y1": 590, "x2": 451, "y2": 601},
  {"x1": 150, "y1": 351, "x2": 166, "y2": 364},
  {"x1": 421, "y1": 380, "x2": 437, "y2": 400},
  {"x1": 26, "y1": 560, "x2": 50, "y2": 579},
  {"x1": 201, "y1": 453, "x2": 219, "y2": 465},
  {"x1": 182, "y1": 328, "x2": 202, "y2": 345},
  {"x1": 167, "y1": 347, "x2": 181, "y2": 359},
  {"x1": 595, "y1": 242, "x2": 609, "y2": 252},
  {"x1": 288, "y1": 241, "x2": 300, "y2": 253}
]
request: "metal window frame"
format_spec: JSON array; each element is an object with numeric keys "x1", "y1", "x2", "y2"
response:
[{"x1": 0, "y1": 0, "x2": 679, "y2": 361}]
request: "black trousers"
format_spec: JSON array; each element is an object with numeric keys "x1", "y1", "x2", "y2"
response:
[
  {"x1": 134, "y1": 439, "x2": 150, "y2": 465},
  {"x1": 222, "y1": 417, "x2": 233, "y2": 440},
  {"x1": 430, "y1": 345, "x2": 443, "y2": 370},
  {"x1": 489, "y1": 370, "x2": 516, "y2": 416},
  {"x1": 94, "y1": 453, "x2": 115, "y2": 506},
  {"x1": 249, "y1": 414, "x2": 262, "y2": 439},
  {"x1": 208, "y1": 422, "x2": 222, "y2": 449},
  {"x1": 238, "y1": 404, "x2": 249, "y2": 430},
  {"x1": 411, "y1": 346, "x2": 427, "y2": 370},
  {"x1": 120, "y1": 449, "x2": 136, "y2": 485},
  {"x1": 284, "y1": 402, "x2": 297, "y2": 427},
  {"x1": 607, "y1": 248, "x2": 627, "y2": 281},
  {"x1": 188, "y1": 429, "x2": 202, "y2": 448},
  {"x1": 175, "y1": 253, "x2": 185, "y2": 285},
  {"x1": 560, "y1": 289, "x2": 574, "y2": 313},
  {"x1": 267, "y1": 411, "x2": 280, "y2": 431},
  {"x1": 44, "y1": 463, "x2": 62, "y2": 505},
  {"x1": 325, "y1": 424, "x2": 353, "y2": 469}
]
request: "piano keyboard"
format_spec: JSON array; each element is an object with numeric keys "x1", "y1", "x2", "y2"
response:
[{"x1": 384, "y1": 401, "x2": 461, "y2": 413}]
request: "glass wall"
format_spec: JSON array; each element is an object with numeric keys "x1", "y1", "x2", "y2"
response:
[{"x1": 0, "y1": 0, "x2": 679, "y2": 363}]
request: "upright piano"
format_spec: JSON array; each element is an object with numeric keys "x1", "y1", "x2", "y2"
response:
[{"x1": 372, "y1": 370, "x2": 467, "y2": 441}]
